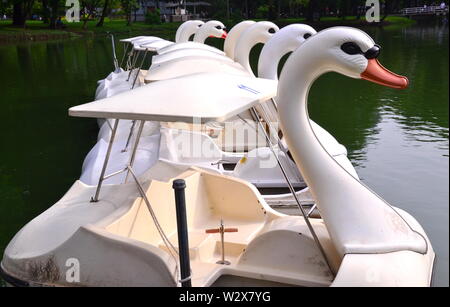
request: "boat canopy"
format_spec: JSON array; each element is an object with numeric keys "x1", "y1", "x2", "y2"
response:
[
  {"x1": 69, "y1": 73, "x2": 277, "y2": 123},
  {"x1": 119, "y1": 36, "x2": 156, "y2": 43},
  {"x1": 140, "y1": 40, "x2": 175, "y2": 52}
]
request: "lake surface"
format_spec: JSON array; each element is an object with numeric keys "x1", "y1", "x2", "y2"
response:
[{"x1": 0, "y1": 23, "x2": 448, "y2": 286}]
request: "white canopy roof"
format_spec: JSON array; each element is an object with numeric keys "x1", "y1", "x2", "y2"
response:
[
  {"x1": 120, "y1": 36, "x2": 154, "y2": 43},
  {"x1": 132, "y1": 38, "x2": 163, "y2": 50},
  {"x1": 69, "y1": 73, "x2": 277, "y2": 123},
  {"x1": 140, "y1": 40, "x2": 175, "y2": 52}
]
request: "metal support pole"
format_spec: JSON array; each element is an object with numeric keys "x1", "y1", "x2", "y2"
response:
[
  {"x1": 125, "y1": 120, "x2": 145, "y2": 183},
  {"x1": 91, "y1": 119, "x2": 120, "y2": 203},
  {"x1": 109, "y1": 33, "x2": 120, "y2": 72},
  {"x1": 120, "y1": 43, "x2": 130, "y2": 68},
  {"x1": 250, "y1": 107, "x2": 335, "y2": 276},
  {"x1": 132, "y1": 50, "x2": 148, "y2": 89},
  {"x1": 125, "y1": 48, "x2": 134, "y2": 71},
  {"x1": 127, "y1": 50, "x2": 141, "y2": 81},
  {"x1": 217, "y1": 220, "x2": 230, "y2": 265},
  {"x1": 260, "y1": 99, "x2": 302, "y2": 178},
  {"x1": 172, "y1": 179, "x2": 192, "y2": 287},
  {"x1": 122, "y1": 120, "x2": 137, "y2": 153}
]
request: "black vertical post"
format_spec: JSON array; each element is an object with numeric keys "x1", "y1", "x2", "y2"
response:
[{"x1": 172, "y1": 179, "x2": 191, "y2": 287}]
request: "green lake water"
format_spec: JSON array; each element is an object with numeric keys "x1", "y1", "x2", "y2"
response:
[{"x1": 0, "y1": 23, "x2": 448, "y2": 286}]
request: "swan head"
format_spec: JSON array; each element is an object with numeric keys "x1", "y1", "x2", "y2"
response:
[
  {"x1": 176, "y1": 20, "x2": 204, "y2": 42},
  {"x1": 275, "y1": 24, "x2": 317, "y2": 49},
  {"x1": 234, "y1": 21, "x2": 279, "y2": 69},
  {"x1": 247, "y1": 21, "x2": 280, "y2": 44},
  {"x1": 204, "y1": 20, "x2": 228, "y2": 39},
  {"x1": 299, "y1": 27, "x2": 408, "y2": 89},
  {"x1": 258, "y1": 24, "x2": 317, "y2": 79}
]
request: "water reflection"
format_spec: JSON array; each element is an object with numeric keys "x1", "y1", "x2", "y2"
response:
[{"x1": 309, "y1": 25, "x2": 449, "y2": 164}]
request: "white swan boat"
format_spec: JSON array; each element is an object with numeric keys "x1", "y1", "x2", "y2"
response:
[
  {"x1": 86, "y1": 22, "x2": 357, "y2": 199},
  {"x1": 95, "y1": 20, "x2": 211, "y2": 99},
  {"x1": 1, "y1": 27, "x2": 435, "y2": 287}
]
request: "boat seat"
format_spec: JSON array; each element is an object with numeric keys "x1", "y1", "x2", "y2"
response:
[{"x1": 105, "y1": 169, "x2": 268, "y2": 262}]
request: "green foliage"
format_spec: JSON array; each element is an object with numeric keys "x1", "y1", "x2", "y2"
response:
[
  {"x1": 2, "y1": 0, "x2": 422, "y2": 30},
  {"x1": 0, "y1": 0, "x2": 13, "y2": 16},
  {"x1": 119, "y1": 0, "x2": 139, "y2": 15},
  {"x1": 145, "y1": 8, "x2": 161, "y2": 25},
  {"x1": 230, "y1": 9, "x2": 244, "y2": 23},
  {"x1": 119, "y1": 0, "x2": 139, "y2": 25},
  {"x1": 256, "y1": 4, "x2": 270, "y2": 19}
]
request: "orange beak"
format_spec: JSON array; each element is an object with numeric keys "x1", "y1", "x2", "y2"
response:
[
  {"x1": 361, "y1": 59, "x2": 409, "y2": 89},
  {"x1": 209, "y1": 31, "x2": 227, "y2": 39}
]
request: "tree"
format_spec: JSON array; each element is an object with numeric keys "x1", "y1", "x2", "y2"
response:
[
  {"x1": 306, "y1": 0, "x2": 319, "y2": 21},
  {"x1": 12, "y1": 0, "x2": 35, "y2": 27},
  {"x1": 80, "y1": 0, "x2": 101, "y2": 29},
  {"x1": 96, "y1": 0, "x2": 110, "y2": 27},
  {"x1": 120, "y1": 0, "x2": 139, "y2": 26},
  {"x1": 41, "y1": 0, "x2": 50, "y2": 23},
  {"x1": 48, "y1": 0, "x2": 66, "y2": 29}
]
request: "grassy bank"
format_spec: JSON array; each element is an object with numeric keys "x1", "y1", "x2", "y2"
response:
[
  {"x1": 0, "y1": 19, "x2": 182, "y2": 43},
  {"x1": 0, "y1": 16, "x2": 415, "y2": 44},
  {"x1": 274, "y1": 15, "x2": 416, "y2": 28},
  {"x1": 0, "y1": 20, "x2": 78, "y2": 43}
]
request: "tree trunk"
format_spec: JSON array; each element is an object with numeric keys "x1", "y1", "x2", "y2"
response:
[
  {"x1": 307, "y1": 0, "x2": 319, "y2": 22},
  {"x1": 12, "y1": 2, "x2": 25, "y2": 27},
  {"x1": 82, "y1": 16, "x2": 89, "y2": 30},
  {"x1": 127, "y1": 10, "x2": 132, "y2": 26},
  {"x1": 381, "y1": 0, "x2": 391, "y2": 21},
  {"x1": 48, "y1": 0, "x2": 59, "y2": 29},
  {"x1": 96, "y1": 0, "x2": 110, "y2": 27},
  {"x1": 42, "y1": 0, "x2": 50, "y2": 23}
]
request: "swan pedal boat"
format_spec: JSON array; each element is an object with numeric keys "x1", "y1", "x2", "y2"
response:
[
  {"x1": 1, "y1": 48, "x2": 435, "y2": 287},
  {"x1": 90, "y1": 22, "x2": 357, "y2": 195}
]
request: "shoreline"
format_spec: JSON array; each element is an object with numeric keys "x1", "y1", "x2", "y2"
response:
[{"x1": 0, "y1": 16, "x2": 416, "y2": 44}]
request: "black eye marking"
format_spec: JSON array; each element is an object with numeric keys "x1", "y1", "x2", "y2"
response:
[
  {"x1": 341, "y1": 42, "x2": 382, "y2": 59},
  {"x1": 341, "y1": 42, "x2": 363, "y2": 55},
  {"x1": 364, "y1": 44, "x2": 381, "y2": 59},
  {"x1": 268, "y1": 28, "x2": 276, "y2": 34},
  {"x1": 303, "y1": 33, "x2": 312, "y2": 39},
  {"x1": 215, "y1": 26, "x2": 222, "y2": 30}
]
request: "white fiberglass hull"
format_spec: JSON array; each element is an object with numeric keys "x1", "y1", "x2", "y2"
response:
[{"x1": 1, "y1": 169, "x2": 435, "y2": 287}]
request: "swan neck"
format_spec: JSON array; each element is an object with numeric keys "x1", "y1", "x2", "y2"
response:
[
  {"x1": 178, "y1": 30, "x2": 194, "y2": 43},
  {"x1": 278, "y1": 55, "x2": 334, "y2": 201},
  {"x1": 193, "y1": 29, "x2": 209, "y2": 43},
  {"x1": 258, "y1": 42, "x2": 292, "y2": 80},
  {"x1": 278, "y1": 50, "x2": 427, "y2": 257},
  {"x1": 234, "y1": 36, "x2": 262, "y2": 76},
  {"x1": 223, "y1": 22, "x2": 255, "y2": 59}
]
